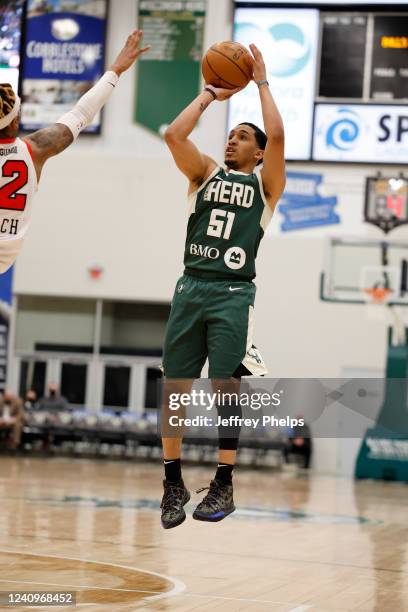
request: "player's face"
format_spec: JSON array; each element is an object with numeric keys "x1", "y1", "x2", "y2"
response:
[{"x1": 225, "y1": 126, "x2": 263, "y2": 170}]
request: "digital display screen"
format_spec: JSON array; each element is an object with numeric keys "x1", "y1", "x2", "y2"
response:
[
  {"x1": 230, "y1": 7, "x2": 319, "y2": 161},
  {"x1": 313, "y1": 104, "x2": 408, "y2": 163},
  {"x1": 234, "y1": 2, "x2": 408, "y2": 163},
  {"x1": 0, "y1": 0, "x2": 25, "y2": 91},
  {"x1": 319, "y1": 14, "x2": 367, "y2": 99},
  {"x1": 371, "y1": 15, "x2": 408, "y2": 102}
]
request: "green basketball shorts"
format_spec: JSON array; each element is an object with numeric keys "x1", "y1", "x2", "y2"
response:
[{"x1": 163, "y1": 274, "x2": 267, "y2": 379}]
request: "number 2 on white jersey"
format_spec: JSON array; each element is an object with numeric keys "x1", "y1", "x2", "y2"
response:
[{"x1": 0, "y1": 160, "x2": 28, "y2": 211}]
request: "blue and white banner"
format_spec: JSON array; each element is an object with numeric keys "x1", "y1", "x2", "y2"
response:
[
  {"x1": 277, "y1": 171, "x2": 340, "y2": 232},
  {"x1": 230, "y1": 8, "x2": 319, "y2": 160},
  {"x1": 313, "y1": 104, "x2": 408, "y2": 164},
  {"x1": 21, "y1": 0, "x2": 108, "y2": 132}
]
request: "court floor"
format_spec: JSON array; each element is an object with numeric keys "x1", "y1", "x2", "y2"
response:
[{"x1": 0, "y1": 456, "x2": 407, "y2": 611}]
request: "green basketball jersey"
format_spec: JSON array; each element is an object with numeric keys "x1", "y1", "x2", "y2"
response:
[{"x1": 184, "y1": 166, "x2": 273, "y2": 280}]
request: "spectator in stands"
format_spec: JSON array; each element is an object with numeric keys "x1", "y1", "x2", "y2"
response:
[
  {"x1": 24, "y1": 389, "x2": 38, "y2": 412},
  {"x1": 0, "y1": 390, "x2": 24, "y2": 450},
  {"x1": 38, "y1": 384, "x2": 70, "y2": 413},
  {"x1": 284, "y1": 418, "x2": 312, "y2": 469}
]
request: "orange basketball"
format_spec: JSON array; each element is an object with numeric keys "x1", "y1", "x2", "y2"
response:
[{"x1": 202, "y1": 41, "x2": 254, "y2": 89}]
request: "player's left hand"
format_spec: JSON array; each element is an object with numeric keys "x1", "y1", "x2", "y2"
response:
[
  {"x1": 110, "y1": 30, "x2": 150, "y2": 75},
  {"x1": 249, "y1": 44, "x2": 267, "y2": 83}
]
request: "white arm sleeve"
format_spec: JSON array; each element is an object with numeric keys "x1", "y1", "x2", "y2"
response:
[{"x1": 56, "y1": 71, "x2": 119, "y2": 139}]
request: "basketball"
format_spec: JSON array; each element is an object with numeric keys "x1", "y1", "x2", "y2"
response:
[{"x1": 202, "y1": 41, "x2": 254, "y2": 89}]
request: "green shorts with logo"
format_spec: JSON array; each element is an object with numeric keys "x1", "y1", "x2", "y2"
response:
[{"x1": 163, "y1": 272, "x2": 267, "y2": 379}]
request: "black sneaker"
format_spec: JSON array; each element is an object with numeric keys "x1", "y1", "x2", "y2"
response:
[
  {"x1": 160, "y1": 479, "x2": 190, "y2": 529},
  {"x1": 193, "y1": 479, "x2": 235, "y2": 522}
]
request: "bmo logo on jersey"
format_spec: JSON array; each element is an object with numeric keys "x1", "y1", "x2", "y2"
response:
[
  {"x1": 204, "y1": 179, "x2": 254, "y2": 208},
  {"x1": 224, "y1": 247, "x2": 246, "y2": 270},
  {"x1": 189, "y1": 243, "x2": 247, "y2": 271},
  {"x1": 190, "y1": 243, "x2": 220, "y2": 259}
]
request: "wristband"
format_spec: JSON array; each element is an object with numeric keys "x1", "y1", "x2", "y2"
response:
[
  {"x1": 204, "y1": 87, "x2": 217, "y2": 100},
  {"x1": 257, "y1": 79, "x2": 269, "y2": 88}
]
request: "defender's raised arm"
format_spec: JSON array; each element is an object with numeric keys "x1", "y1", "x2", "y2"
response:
[{"x1": 26, "y1": 30, "x2": 150, "y2": 181}]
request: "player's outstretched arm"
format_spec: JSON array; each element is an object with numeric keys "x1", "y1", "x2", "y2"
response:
[
  {"x1": 25, "y1": 30, "x2": 150, "y2": 180},
  {"x1": 164, "y1": 85, "x2": 240, "y2": 192},
  {"x1": 250, "y1": 44, "x2": 286, "y2": 209}
]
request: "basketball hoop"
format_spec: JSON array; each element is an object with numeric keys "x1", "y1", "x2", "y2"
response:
[
  {"x1": 360, "y1": 264, "x2": 399, "y2": 306},
  {"x1": 363, "y1": 286, "x2": 393, "y2": 305}
]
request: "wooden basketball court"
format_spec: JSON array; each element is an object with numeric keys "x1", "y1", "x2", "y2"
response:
[{"x1": 0, "y1": 456, "x2": 406, "y2": 611}]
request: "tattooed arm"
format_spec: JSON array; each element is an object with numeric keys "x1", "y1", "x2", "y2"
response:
[
  {"x1": 25, "y1": 125, "x2": 74, "y2": 181},
  {"x1": 164, "y1": 85, "x2": 240, "y2": 193}
]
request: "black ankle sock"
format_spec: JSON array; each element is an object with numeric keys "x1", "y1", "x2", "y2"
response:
[
  {"x1": 164, "y1": 458, "x2": 182, "y2": 483},
  {"x1": 215, "y1": 463, "x2": 234, "y2": 485}
]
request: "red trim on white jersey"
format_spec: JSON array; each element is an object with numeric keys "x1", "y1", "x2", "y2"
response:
[
  {"x1": 23, "y1": 139, "x2": 35, "y2": 162},
  {"x1": 0, "y1": 138, "x2": 16, "y2": 144}
]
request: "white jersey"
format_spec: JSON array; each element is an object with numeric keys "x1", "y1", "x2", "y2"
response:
[{"x1": 0, "y1": 137, "x2": 37, "y2": 273}]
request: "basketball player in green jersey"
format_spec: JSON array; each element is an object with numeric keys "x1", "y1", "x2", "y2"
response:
[{"x1": 160, "y1": 44, "x2": 285, "y2": 528}]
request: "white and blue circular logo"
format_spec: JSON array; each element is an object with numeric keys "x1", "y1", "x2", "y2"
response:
[
  {"x1": 268, "y1": 23, "x2": 311, "y2": 77},
  {"x1": 236, "y1": 22, "x2": 311, "y2": 78},
  {"x1": 325, "y1": 108, "x2": 362, "y2": 151}
]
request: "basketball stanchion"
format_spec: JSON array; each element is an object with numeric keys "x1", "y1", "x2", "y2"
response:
[{"x1": 320, "y1": 173, "x2": 408, "y2": 482}]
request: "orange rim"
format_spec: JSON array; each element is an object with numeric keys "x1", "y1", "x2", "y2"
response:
[{"x1": 363, "y1": 287, "x2": 393, "y2": 304}]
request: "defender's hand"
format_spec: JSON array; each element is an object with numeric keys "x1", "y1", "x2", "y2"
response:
[
  {"x1": 249, "y1": 44, "x2": 267, "y2": 83},
  {"x1": 110, "y1": 30, "x2": 150, "y2": 75},
  {"x1": 205, "y1": 84, "x2": 242, "y2": 101}
]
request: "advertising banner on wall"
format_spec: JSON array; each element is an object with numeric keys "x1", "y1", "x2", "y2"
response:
[
  {"x1": 313, "y1": 104, "x2": 408, "y2": 163},
  {"x1": 20, "y1": 0, "x2": 109, "y2": 133},
  {"x1": 0, "y1": 267, "x2": 13, "y2": 392},
  {"x1": 230, "y1": 7, "x2": 319, "y2": 160},
  {"x1": 135, "y1": 0, "x2": 206, "y2": 136},
  {"x1": 277, "y1": 171, "x2": 340, "y2": 232}
]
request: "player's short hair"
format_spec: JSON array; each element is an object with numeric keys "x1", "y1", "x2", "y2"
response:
[
  {"x1": 0, "y1": 84, "x2": 16, "y2": 122},
  {"x1": 238, "y1": 122, "x2": 267, "y2": 166}
]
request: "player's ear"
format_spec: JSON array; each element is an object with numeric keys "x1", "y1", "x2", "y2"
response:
[{"x1": 255, "y1": 149, "x2": 264, "y2": 164}]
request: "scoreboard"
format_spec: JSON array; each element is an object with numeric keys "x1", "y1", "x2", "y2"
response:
[
  {"x1": 319, "y1": 15, "x2": 368, "y2": 100},
  {"x1": 232, "y1": 2, "x2": 408, "y2": 163},
  {"x1": 319, "y1": 14, "x2": 408, "y2": 103},
  {"x1": 371, "y1": 16, "x2": 408, "y2": 101}
]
